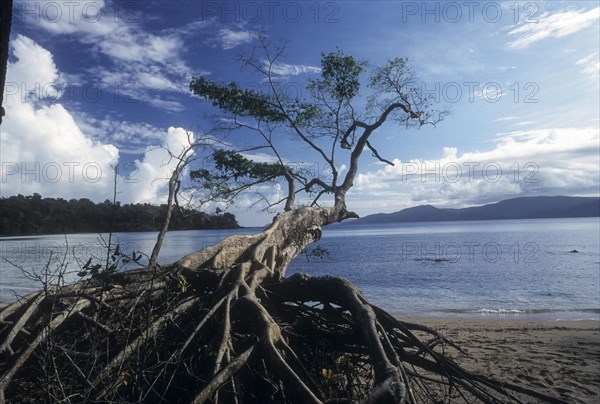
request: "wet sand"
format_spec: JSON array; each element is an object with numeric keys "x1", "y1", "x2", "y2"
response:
[{"x1": 399, "y1": 317, "x2": 600, "y2": 403}]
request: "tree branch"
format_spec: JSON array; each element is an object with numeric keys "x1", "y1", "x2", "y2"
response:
[{"x1": 366, "y1": 140, "x2": 394, "y2": 166}]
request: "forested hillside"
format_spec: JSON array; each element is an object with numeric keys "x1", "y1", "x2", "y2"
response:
[{"x1": 0, "y1": 194, "x2": 239, "y2": 236}]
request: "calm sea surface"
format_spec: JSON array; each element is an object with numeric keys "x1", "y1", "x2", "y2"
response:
[{"x1": 1, "y1": 218, "x2": 598, "y2": 321}]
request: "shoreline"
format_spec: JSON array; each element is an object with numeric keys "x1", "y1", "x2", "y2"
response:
[
  {"x1": 398, "y1": 316, "x2": 600, "y2": 403},
  {"x1": 392, "y1": 310, "x2": 600, "y2": 322}
]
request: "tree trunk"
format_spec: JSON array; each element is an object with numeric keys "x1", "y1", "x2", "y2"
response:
[
  {"x1": 0, "y1": 0, "x2": 13, "y2": 126},
  {"x1": 177, "y1": 206, "x2": 349, "y2": 278},
  {"x1": 149, "y1": 171, "x2": 180, "y2": 268}
]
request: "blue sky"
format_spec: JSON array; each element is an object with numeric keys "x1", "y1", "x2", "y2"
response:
[{"x1": 1, "y1": 0, "x2": 599, "y2": 226}]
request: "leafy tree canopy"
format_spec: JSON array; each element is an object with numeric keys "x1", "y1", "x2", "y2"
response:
[{"x1": 188, "y1": 39, "x2": 446, "y2": 216}]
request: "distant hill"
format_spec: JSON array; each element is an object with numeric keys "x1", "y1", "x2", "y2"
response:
[{"x1": 344, "y1": 196, "x2": 600, "y2": 225}]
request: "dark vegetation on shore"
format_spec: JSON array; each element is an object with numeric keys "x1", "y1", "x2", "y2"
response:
[{"x1": 0, "y1": 194, "x2": 239, "y2": 236}]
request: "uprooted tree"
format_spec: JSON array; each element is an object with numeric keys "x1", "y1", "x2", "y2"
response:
[{"x1": 0, "y1": 37, "x2": 566, "y2": 403}]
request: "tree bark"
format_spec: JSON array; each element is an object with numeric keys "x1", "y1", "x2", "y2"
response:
[
  {"x1": 149, "y1": 169, "x2": 180, "y2": 268},
  {"x1": 0, "y1": 0, "x2": 13, "y2": 126},
  {"x1": 177, "y1": 206, "x2": 354, "y2": 278}
]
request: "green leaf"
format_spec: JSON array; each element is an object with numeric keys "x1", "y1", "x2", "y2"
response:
[
  {"x1": 309, "y1": 49, "x2": 366, "y2": 102},
  {"x1": 190, "y1": 77, "x2": 286, "y2": 122}
]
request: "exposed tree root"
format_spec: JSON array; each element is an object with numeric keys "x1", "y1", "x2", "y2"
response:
[{"x1": 0, "y1": 208, "x2": 568, "y2": 403}]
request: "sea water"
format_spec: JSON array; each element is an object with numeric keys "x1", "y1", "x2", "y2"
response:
[{"x1": 1, "y1": 218, "x2": 598, "y2": 321}]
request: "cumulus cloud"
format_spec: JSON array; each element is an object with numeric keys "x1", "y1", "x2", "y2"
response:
[
  {"x1": 1, "y1": 36, "x2": 195, "y2": 206},
  {"x1": 351, "y1": 127, "x2": 600, "y2": 214},
  {"x1": 508, "y1": 7, "x2": 599, "y2": 49},
  {"x1": 121, "y1": 128, "x2": 195, "y2": 204},
  {"x1": 1, "y1": 36, "x2": 119, "y2": 199},
  {"x1": 3, "y1": 35, "x2": 62, "y2": 100}
]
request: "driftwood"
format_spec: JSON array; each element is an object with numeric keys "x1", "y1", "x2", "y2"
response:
[{"x1": 0, "y1": 207, "x2": 567, "y2": 403}]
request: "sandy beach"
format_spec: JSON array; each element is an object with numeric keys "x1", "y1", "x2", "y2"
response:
[{"x1": 399, "y1": 317, "x2": 600, "y2": 403}]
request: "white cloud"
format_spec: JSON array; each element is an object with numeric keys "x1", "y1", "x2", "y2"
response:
[
  {"x1": 268, "y1": 62, "x2": 321, "y2": 77},
  {"x1": 13, "y1": 0, "x2": 113, "y2": 35},
  {"x1": 350, "y1": 127, "x2": 600, "y2": 214},
  {"x1": 1, "y1": 36, "x2": 196, "y2": 206},
  {"x1": 508, "y1": 7, "x2": 600, "y2": 49},
  {"x1": 474, "y1": 86, "x2": 504, "y2": 101},
  {"x1": 208, "y1": 28, "x2": 256, "y2": 50},
  {"x1": 497, "y1": 65, "x2": 517, "y2": 72},
  {"x1": 122, "y1": 128, "x2": 195, "y2": 204},
  {"x1": 15, "y1": 0, "x2": 196, "y2": 110},
  {"x1": 576, "y1": 52, "x2": 600, "y2": 80},
  {"x1": 239, "y1": 152, "x2": 281, "y2": 164},
  {"x1": 2, "y1": 36, "x2": 119, "y2": 199},
  {"x1": 493, "y1": 116, "x2": 518, "y2": 122},
  {"x1": 4, "y1": 35, "x2": 61, "y2": 97},
  {"x1": 136, "y1": 71, "x2": 180, "y2": 92},
  {"x1": 72, "y1": 112, "x2": 166, "y2": 152},
  {"x1": 145, "y1": 97, "x2": 185, "y2": 112}
]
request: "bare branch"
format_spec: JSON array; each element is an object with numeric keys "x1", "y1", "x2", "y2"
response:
[{"x1": 366, "y1": 140, "x2": 395, "y2": 166}]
